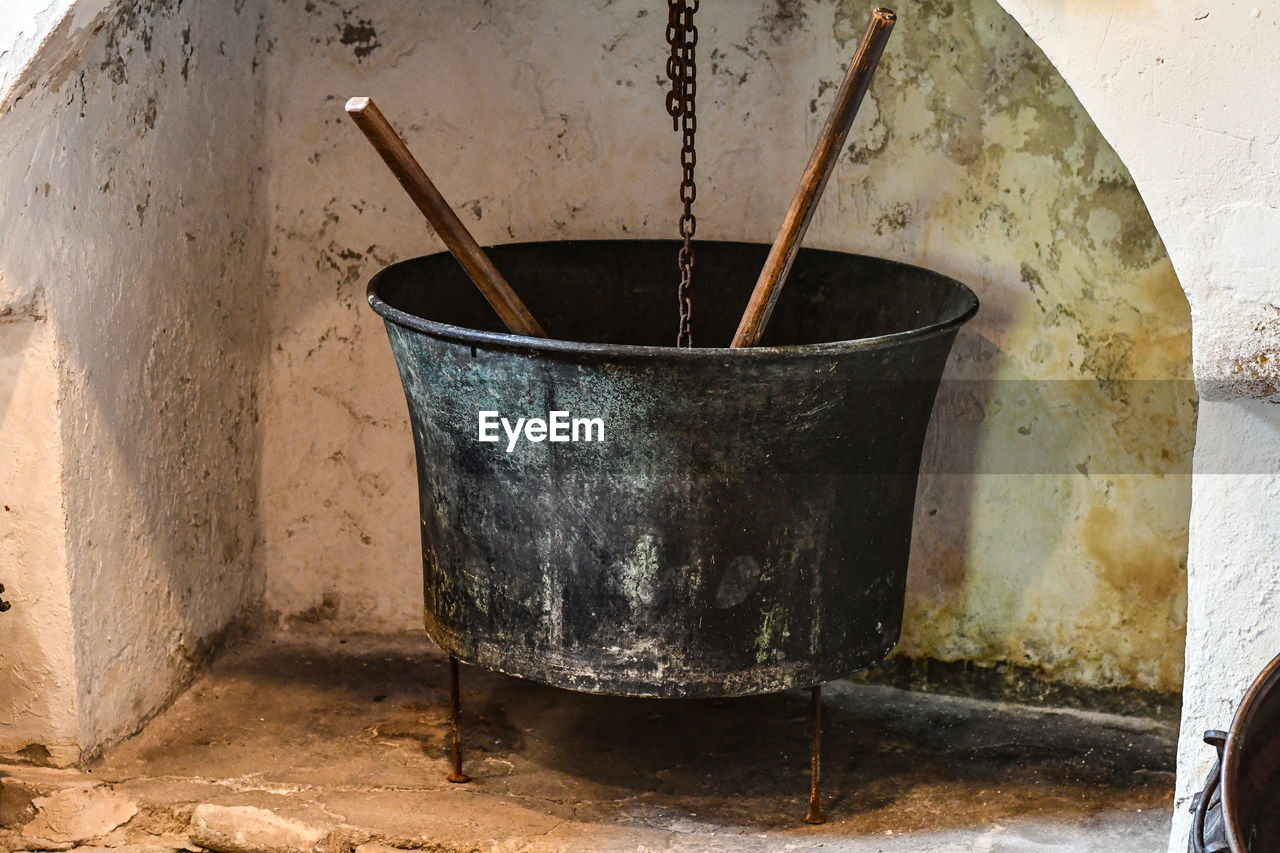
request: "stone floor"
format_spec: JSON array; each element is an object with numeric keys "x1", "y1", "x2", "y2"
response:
[{"x1": 1, "y1": 629, "x2": 1179, "y2": 852}]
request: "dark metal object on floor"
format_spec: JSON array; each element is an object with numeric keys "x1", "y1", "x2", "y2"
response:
[
  {"x1": 1189, "y1": 651, "x2": 1280, "y2": 852},
  {"x1": 805, "y1": 684, "x2": 826, "y2": 825},
  {"x1": 447, "y1": 655, "x2": 470, "y2": 784}
]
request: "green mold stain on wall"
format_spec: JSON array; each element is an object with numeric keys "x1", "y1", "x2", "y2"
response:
[{"x1": 817, "y1": 0, "x2": 1195, "y2": 694}]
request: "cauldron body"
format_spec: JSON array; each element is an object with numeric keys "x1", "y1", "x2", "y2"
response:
[{"x1": 369, "y1": 240, "x2": 977, "y2": 697}]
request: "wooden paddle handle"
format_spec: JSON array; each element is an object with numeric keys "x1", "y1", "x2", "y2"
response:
[
  {"x1": 730, "y1": 8, "x2": 896, "y2": 348},
  {"x1": 345, "y1": 97, "x2": 547, "y2": 338}
]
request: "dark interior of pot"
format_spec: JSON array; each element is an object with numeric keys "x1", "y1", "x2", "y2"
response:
[
  {"x1": 372, "y1": 239, "x2": 977, "y2": 347},
  {"x1": 1227, "y1": 657, "x2": 1280, "y2": 852}
]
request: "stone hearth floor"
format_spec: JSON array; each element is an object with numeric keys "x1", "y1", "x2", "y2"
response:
[{"x1": 1, "y1": 628, "x2": 1177, "y2": 852}]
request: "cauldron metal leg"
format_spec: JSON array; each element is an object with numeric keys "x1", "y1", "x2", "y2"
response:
[
  {"x1": 447, "y1": 655, "x2": 471, "y2": 784},
  {"x1": 804, "y1": 684, "x2": 826, "y2": 825}
]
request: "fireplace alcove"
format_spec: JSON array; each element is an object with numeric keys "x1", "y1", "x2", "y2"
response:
[{"x1": 2, "y1": 2, "x2": 1270, "y2": 851}]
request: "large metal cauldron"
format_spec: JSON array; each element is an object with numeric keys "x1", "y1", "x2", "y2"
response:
[
  {"x1": 368, "y1": 240, "x2": 977, "y2": 698},
  {"x1": 1191, "y1": 651, "x2": 1280, "y2": 853}
]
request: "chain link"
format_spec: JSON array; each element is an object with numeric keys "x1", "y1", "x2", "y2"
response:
[{"x1": 666, "y1": 0, "x2": 698, "y2": 347}]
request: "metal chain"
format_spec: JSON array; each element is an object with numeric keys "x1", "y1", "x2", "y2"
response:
[{"x1": 666, "y1": 0, "x2": 698, "y2": 347}]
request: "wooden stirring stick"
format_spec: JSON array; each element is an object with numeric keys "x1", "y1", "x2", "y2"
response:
[
  {"x1": 345, "y1": 97, "x2": 547, "y2": 338},
  {"x1": 730, "y1": 8, "x2": 896, "y2": 348}
]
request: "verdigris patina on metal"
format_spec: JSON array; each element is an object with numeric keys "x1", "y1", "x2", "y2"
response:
[{"x1": 368, "y1": 239, "x2": 977, "y2": 698}]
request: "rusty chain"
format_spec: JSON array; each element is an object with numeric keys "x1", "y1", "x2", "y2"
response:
[{"x1": 666, "y1": 0, "x2": 698, "y2": 347}]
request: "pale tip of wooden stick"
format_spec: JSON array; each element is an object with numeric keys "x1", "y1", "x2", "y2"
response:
[
  {"x1": 345, "y1": 96, "x2": 371, "y2": 113},
  {"x1": 873, "y1": 7, "x2": 896, "y2": 22}
]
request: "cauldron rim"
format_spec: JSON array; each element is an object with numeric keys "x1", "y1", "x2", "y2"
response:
[
  {"x1": 1222, "y1": 649, "x2": 1280, "y2": 851},
  {"x1": 367, "y1": 239, "x2": 979, "y2": 359}
]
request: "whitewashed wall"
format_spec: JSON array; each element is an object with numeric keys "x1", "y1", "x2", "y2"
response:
[
  {"x1": 0, "y1": 318, "x2": 77, "y2": 764},
  {"x1": 0, "y1": 0, "x2": 110, "y2": 107},
  {"x1": 0, "y1": 0, "x2": 267, "y2": 758}
]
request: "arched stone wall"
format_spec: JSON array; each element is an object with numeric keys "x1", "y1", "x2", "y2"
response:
[{"x1": 993, "y1": 4, "x2": 1280, "y2": 848}]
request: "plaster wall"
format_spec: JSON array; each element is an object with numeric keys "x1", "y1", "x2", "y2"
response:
[
  {"x1": 0, "y1": 0, "x2": 112, "y2": 107},
  {"x1": 0, "y1": 317, "x2": 78, "y2": 764},
  {"x1": 257, "y1": 0, "x2": 1193, "y2": 694},
  {"x1": 0, "y1": 0, "x2": 269, "y2": 756},
  {"x1": 985, "y1": 3, "x2": 1280, "y2": 849}
]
